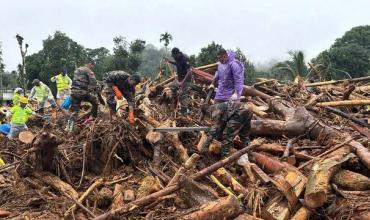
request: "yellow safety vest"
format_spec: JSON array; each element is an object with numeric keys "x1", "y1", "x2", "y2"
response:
[
  {"x1": 56, "y1": 74, "x2": 70, "y2": 92},
  {"x1": 13, "y1": 92, "x2": 21, "y2": 106},
  {"x1": 34, "y1": 84, "x2": 48, "y2": 101},
  {"x1": 10, "y1": 106, "x2": 32, "y2": 125}
]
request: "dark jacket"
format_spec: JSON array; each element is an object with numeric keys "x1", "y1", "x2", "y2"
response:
[{"x1": 170, "y1": 53, "x2": 190, "y2": 81}]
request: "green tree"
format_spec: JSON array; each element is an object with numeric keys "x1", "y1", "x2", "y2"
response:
[
  {"x1": 25, "y1": 31, "x2": 87, "y2": 94},
  {"x1": 138, "y1": 44, "x2": 168, "y2": 78},
  {"x1": 127, "y1": 39, "x2": 146, "y2": 72},
  {"x1": 159, "y1": 32, "x2": 173, "y2": 53},
  {"x1": 0, "y1": 42, "x2": 5, "y2": 73},
  {"x1": 273, "y1": 50, "x2": 308, "y2": 81},
  {"x1": 86, "y1": 47, "x2": 112, "y2": 79},
  {"x1": 196, "y1": 41, "x2": 223, "y2": 66},
  {"x1": 235, "y1": 48, "x2": 256, "y2": 85},
  {"x1": 312, "y1": 25, "x2": 370, "y2": 79}
]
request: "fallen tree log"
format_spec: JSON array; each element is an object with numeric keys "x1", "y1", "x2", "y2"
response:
[
  {"x1": 179, "y1": 195, "x2": 242, "y2": 220},
  {"x1": 333, "y1": 169, "x2": 370, "y2": 191},
  {"x1": 316, "y1": 100, "x2": 370, "y2": 107},
  {"x1": 304, "y1": 153, "x2": 355, "y2": 209},
  {"x1": 93, "y1": 143, "x2": 258, "y2": 220},
  {"x1": 324, "y1": 107, "x2": 370, "y2": 128},
  {"x1": 290, "y1": 206, "x2": 312, "y2": 220},
  {"x1": 33, "y1": 171, "x2": 78, "y2": 200}
]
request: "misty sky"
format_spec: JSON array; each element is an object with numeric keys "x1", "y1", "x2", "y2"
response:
[{"x1": 1, "y1": 0, "x2": 370, "y2": 71}]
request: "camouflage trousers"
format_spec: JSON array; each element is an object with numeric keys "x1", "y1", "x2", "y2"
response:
[
  {"x1": 179, "y1": 81, "x2": 190, "y2": 113},
  {"x1": 208, "y1": 110, "x2": 253, "y2": 158},
  {"x1": 70, "y1": 89, "x2": 99, "y2": 119}
]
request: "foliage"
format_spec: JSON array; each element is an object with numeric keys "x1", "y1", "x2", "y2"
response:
[
  {"x1": 0, "y1": 42, "x2": 5, "y2": 73},
  {"x1": 273, "y1": 50, "x2": 308, "y2": 81},
  {"x1": 196, "y1": 41, "x2": 223, "y2": 66},
  {"x1": 235, "y1": 48, "x2": 256, "y2": 85},
  {"x1": 312, "y1": 25, "x2": 370, "y2": 79},
  {"x1": 112, "y1": 37, "x2": 146, "y2": 73},
  {"x1": 159, "y1": 32, "x2": 173, "y2": 48}
]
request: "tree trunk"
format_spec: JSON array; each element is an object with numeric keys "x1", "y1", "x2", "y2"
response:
[
  {"x1": 111, "y1": 184, "x2": 124, "y2": 211},
  {"x1": 179, "y1": 195, "x2": 242, "y2": 220},
  {"x1": 333, "y1": 169, "x2": 370, "y2": 191},
  {"x1": 316, "y1": 100, "x2": 370, "y2": 107},
  {"x1": 33, "y1": 171, "x2": 78, "y2": 200},
  {"x1": 290, "y1": 206, "x2": 312, "y2": 220},
  {"x1": 304, "y1": 154, "x2": 354, "y2": 209}
]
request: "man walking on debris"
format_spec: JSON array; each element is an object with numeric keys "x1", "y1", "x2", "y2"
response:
[
  {"x1": 12, "y1": 88, "x2": 23, "y2": 106},
  {"x1": 165, "y1": 47, "x2": 191, "y2": 115},
  {"x1": 50, "y1": 68, "x2": 72, "y2": 106},
  {"x1": 7, "y1": 97, "x2": 34, "y2": 139},
  {"x1": 29, "y1": 79, "x2": 57, "y2": 113},
  {"x1": 103, "y1": 70, "x2": 141, "y2": 124},
  {"x1": 209, "y1": 49, "x2": 244, "y2": 103},
  {"x1": 199, "y1": 101, "x2": 253, "y2": 158},
  {"x1": 66, "y1": 59, "x2": 99, "y2": 132}
]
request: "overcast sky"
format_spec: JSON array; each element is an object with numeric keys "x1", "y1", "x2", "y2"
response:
[{"x1": 1, "y1": 0, "x2": 370, "y2": 71}]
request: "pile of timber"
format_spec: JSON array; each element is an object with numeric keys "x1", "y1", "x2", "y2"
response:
[{"x1": 1, "y1": 67, "x2": 370, "y2": 219}]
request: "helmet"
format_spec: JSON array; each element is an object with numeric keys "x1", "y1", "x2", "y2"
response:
[
  {"x1": 32, "y1": 79, "x2": 40, "y2": 85},
  {"x1": 20, "y1": 96, "x2": 29, "y2": 104},
  {"x1": 14, "y1": 87, "x2": 23, "y2": 94}
]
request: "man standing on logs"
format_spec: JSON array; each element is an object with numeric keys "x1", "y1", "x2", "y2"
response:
[
  {"x1": 66, "y1": 59, "x2": 98, "y2": 132},
  {"x1": 199, "y1": 101, "x2": 253, "y2": 158},
  {"x1": 209, "y1": 49, "x2": 244, "y2": 103},
  {"x1": 29, "y1": 79, "x2": 57, "y2": 113},
  {"x1": 103, "y1": 71, "x2": 141, "y2": 123},
  {"x1": 165, "y1": 47, "x2": 191, "y2": 115},
  {"x1": 50, "y1": 68, "x2": 72, "y2": 106}
]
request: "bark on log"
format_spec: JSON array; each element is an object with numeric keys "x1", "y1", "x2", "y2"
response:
[
  {"x1": 93, "y1": 144, "x2": 258, "y2": 220},
  {"x1": 64, "y1": 177, "x2": 104, "y2": 217},
  {"x1": 111, "y1": 184, "x2": 124, "y2": 210},
  {"x1": 316, "y1": 100, "x2": 370, "y2": 107},
  {"x1": 214, "y1": 167, "x2": 248, "y2": 196},
  {"x1": 179, "y1": 195, "x2": 242, "y2": 220},
  {"x1": 333, "y1": 169, "x2": 370, "y2": 191},
  {"x1": 234, "y1": 213, "x2": 264, "y2": 220},
  {"x1": 304, "y1": 154, "x2": 354, "y2": 209},
  {"x1": 290, "y1": 206, "x2": 312, "y2": 220},
  {"x1": 33, "y1": 171, "x2": 78, "y2": 200}
]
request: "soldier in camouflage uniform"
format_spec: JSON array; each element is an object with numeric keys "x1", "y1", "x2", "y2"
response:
[
  {"x1": 66, "y1": 59, "x2": 98, "y2": 131},
  {"x1": 103, "y1": 71, "x2": 141, "y2": 123},
  {"x1": 200, "y1": 101, "x2": 253, "y2": 158}
]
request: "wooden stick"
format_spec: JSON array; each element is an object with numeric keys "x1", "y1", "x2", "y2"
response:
[
  {"x1": 93, "y1": 144, "x2": 258, "y2": 220},
  {"x1": 298, "y1": 138, "x2": 353, "y2": 170},
  {"x1": 64, "y1": 178, "x2": 104, "y2": 217},
  {"x1": 316, "y1": 100, "x2": 370, "y2": 107}
]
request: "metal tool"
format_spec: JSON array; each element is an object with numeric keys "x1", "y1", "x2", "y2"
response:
[{"x1": 152, "y1": 126, "x2": 210, "y2": 133}]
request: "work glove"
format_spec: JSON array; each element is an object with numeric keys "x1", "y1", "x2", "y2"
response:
[
  {"x1": 128, "y1": 111, "x2": 134, "y2": 126},
  {"x1": 208, "y1": 84, "x2": 214, "y2": 90},
  {"x1": 230, "y1": 92, "x2": 238, "y2": 101},
  {"x1": 112, "y1": 86, "x2": 123, "y2": 99}
]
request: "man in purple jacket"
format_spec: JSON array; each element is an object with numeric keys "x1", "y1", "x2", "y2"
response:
[{"x1": 209, "y1": 49, "x2": 245, "y2": 102}]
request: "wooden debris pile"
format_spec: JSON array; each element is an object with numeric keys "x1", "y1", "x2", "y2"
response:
[{"x1": 2, "y1": 67, "x2": 370, "y2": 219}]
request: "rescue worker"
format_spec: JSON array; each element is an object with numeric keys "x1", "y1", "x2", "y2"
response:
[
  {"x1": 165, "y1": 47, "x2": 191, "y2": 115},
  {"x1": 66, "y1": 59, "x2": 98, "y2": 131},
  {"x1": 12, "y1": 87, "x2": 23, "y2": 106},
  {"x1": 209, "y1": 49, "x2": 244, "y2": 103},
  {"x1": 199, "y1": 101, "x2": 253, "y2": 158},
  {"x1": 50, "y1": 68, "x2": 72, "y2": 106},
  {"x1": 103, "y1": 71, "x2": 141, "y2": 124},
  {"x1": 7, "y1": 96, "x2": 34, "y2": 139},
  {"x1": 29, "y1": 79, "x2": 57, "y2": 113}
]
